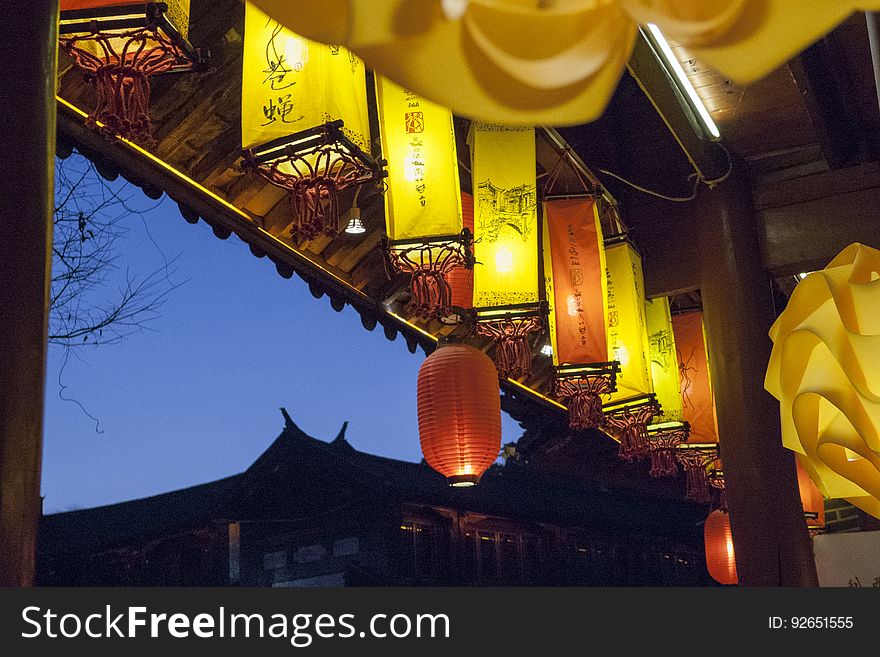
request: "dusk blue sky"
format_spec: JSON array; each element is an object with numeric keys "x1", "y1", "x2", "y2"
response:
[{"x1": 41, "y1": 156, "x2": 522, "y2": 513}]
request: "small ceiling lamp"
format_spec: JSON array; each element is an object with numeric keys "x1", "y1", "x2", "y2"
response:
[
  {"x1": 343, "y1": 208, "x2": 365, "y2": 234},
  {"x1": 704, "y1": 508, "x2": 738, "y2": 585},
  {"x1": 240, "y1": 2, "x2": 384, "y2": 242},
  {"x1": 646, "y1": 421, "x2": 689, "y2": 478},
  {"x1": 58, "y1": 1, "x2": 204, "y2": 146},
  {"x1": 417, "y1": 340, "x2": 502, "y2": 487}
]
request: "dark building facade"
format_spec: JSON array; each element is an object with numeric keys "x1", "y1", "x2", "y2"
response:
[{"x1": 38, "y1": 412, "x2": 711, "y2": 586}]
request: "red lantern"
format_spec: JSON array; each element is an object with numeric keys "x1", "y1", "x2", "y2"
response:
[
  {"x1": 796, "y1": 458, "x2": 825, "y2": 529},
  {"x1": 417, "y1": 341, "x2": 501, "y2": 486},
  {"x1": 448, "y1": 192, "x2": 475, "y2": 310},
  {"x1": 704, "y1": 509, "x2": 738, "y2": 585}
]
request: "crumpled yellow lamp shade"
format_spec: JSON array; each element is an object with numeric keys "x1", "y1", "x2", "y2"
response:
[
  {"x1": 249, "y1": 0, "x2": 880, "y2": 126},
  {"x1": 765, "y1": 243, "x2": 880, "y2": 519}
]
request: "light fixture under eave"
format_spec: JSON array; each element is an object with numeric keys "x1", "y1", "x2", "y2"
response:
[
  {"x1": 344, "y1": 208, "x2": 366, "y2": 235},
  {"x1": 645, "y1": 23, "x2": 721, "y2": 142}
]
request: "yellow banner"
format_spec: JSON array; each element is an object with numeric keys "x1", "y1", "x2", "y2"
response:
[
  {"x1": 375, "y1": 76, "x2": 462, "y2": 241},
  {"x1": 645, "y1": 296, "x2": 682, "y2": 423},
  {"x1": 469, "y1": 123, "x2": 538, "y2": 308},
  {"x1": 241, "y1": 1, "x2": 370, "y2": 152},
  {"x1": 605, "y1": 241, "x2": 652, "y2": 402}
]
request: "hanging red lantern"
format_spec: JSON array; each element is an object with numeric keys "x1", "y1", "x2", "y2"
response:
[
  {"x1": 417, "y1": 341, "x2": 502, "y2": 486},
  {"x1": 796, "y1": 458, "x2": 825, "y2": 530},
  {"x1": 704, "y1": 509, "x2": 738, "y2": 585},
  {"x1": 447, "y1": 192, "x2": 475, "y2": 312}
]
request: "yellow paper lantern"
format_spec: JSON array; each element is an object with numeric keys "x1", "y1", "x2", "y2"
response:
[
  {"x1": 241, "y1": 1, "x2": 382, "y2": 241},
  {"x1": 602, "y1": 239, "x2": 658, "y2": 460},
  {"x1": 469, "y1": 122, "x2": 542, "y2": 379},
  {"x1": 58, "y1": 0, "x2": 201, "y2": 145},
  {"x1": 248, "y1": 0, "x2": 880, "y2": 126},
  {"x1": 645, "y1": 295, "x2": 690, "y2": 477},
  {"x1": 376, "y1": 75, "x2": 469, "y2": 320},
  {"x1": 765, "y1": 242, "x2": 880, "y2": 519}
]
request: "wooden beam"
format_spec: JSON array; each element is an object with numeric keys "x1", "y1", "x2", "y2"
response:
[
  {"x1": 0, "y1": 0, "x2": 58, "y2": 587},
  {"x1": 756, "y1": 164, "x2": 880, "y2": 276},
  {"x1": 789, "y1": 36, "x2": 863, "y2": 170},
  {"x1": 631, "y1": 163, "x2": 880, "y2": 296}
]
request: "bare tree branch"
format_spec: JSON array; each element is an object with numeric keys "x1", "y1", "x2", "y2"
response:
[{"x1": 50, "y1": 155, "x2": 180, "y2": 350}]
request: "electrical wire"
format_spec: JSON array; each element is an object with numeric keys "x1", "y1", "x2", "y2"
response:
[{"x1": 598, "y1": 141, "x2": 733, "y2": 202}]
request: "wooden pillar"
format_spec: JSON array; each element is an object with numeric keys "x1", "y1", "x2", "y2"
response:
[
  {"x1": 0, "y1": 0, "x2": 58, "y2": 586},
  {"x1": 697, "y1": 165, "x2": 818, "y2": 586}
]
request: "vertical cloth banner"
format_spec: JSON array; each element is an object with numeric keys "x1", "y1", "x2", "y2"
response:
[
  {"x1": 645, "y1": 296, "x2": 683, "y2": 423},
  {"x1": 470, "y1": 123, "x2": 539, "y2": 308},
  {"x1": 605, "y1": 241, "x2": 652, "y2": 402},
  {"x1": 543, "y1": 198, "x2": 607, "y2": 366},
  {"x1": 671, "y1": 310, "x2": 718, "y2": 443},
  {"x1": 241, "y1": 1, "x2": 370, "y2": 153},
  {"x1": 376, "y1": 75, "x2": 462, "y2": 241}
]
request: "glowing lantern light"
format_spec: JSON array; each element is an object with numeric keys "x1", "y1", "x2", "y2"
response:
[
  {"x1": 704, "y1": 509, "x2": 738, "y2": 585},
  {"x1": 376, "y1": 75, "x2": 471, "y2": 320},
  {"x1": 241, "y1": 2, "x2": 384, "y2": 242},
  {"x1": 671, "y1": 309, "x2": 719, "y2": 502},
  {"x1": 796, "y1": 457, "x2": 825, "y2": 530},
  {"x1": 765, "y1": 243, "x2": 880, "y2": 519},
  {"x1": 644, "y1": 296, "x2": 690, "y2": 476},
  {"x1": 543, "y1": 197, "x2": 618, "y2": 429},
  {"x1": 417, "y1": 341, "x2": 502, "y2": 486},
  {"x1": 601, "y1": 238, "x2": 658, "y2": 460},
  {"x1": 470, "y1": 122, "x2": 543, "y2": 379},
  {"x1": 446, "y1": 191, "x2": 475, "y2": 317},
  {"x1": 58, "y1": 0, "x2": 203, "y2": 146}
]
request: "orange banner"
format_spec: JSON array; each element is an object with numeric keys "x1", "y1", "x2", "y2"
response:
[
  {"x1": 671, "y1": 311, "x2": 718, "y2": 444},
  {"x1": 543, "y1": 199, "x2": 607, "y2": 365}
]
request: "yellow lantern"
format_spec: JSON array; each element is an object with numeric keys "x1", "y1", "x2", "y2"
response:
[
  {"x1": 543, "y1": 196, "x2": 618, "y2": 429},
  {"x1": 601, "y1": 238, "x2": 658, "y2": 460},
  {"x1": 58, "y1": 0, "x2": 202, "y2": 145},
  {"x1": 644, "y1": 296, "x2": 690, "y2": 477},
  {"x1": 375, "y1": 75, "x2": 470, "y2": 320},
  {"x1": 765, "y1": 242, "x2": 880, "y2": 519},
  {"x1": 241, "y1": 1, "x2": 383, "y2": 242},
  {"x1": 469, "y1": 122, "x2": 543, "y2": 379}
]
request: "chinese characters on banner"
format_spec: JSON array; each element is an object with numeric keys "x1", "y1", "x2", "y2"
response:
[
  {"x1": 543, "y1": 198, "x2": 607, "y2": 366},
  {"x1": 604, "y1": 241, "x2": 653, "y2": 402},
  {"x1": 469, "y1": 123, "x2": 539, "y2": 308},
  {"x1": 241, "y1": 1, "x2": 370, "y2": 153},
  {"x1": 671, "y1": 310, "x2": 718, "y2": 444},
  {"x1": 375, "y1": 75, "x2": 462, "y2": 241},
  {"x1": 645, "y1": 296, "x2": 683, "y2": 424}
]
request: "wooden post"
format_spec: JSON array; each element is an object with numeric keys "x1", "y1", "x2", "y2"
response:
[
  {"x1": 697, "y1": 165, "x2": 818, "y2": 586},
  {"x1": 0, "y1": 0, "x2": 58, "y2": 586}
]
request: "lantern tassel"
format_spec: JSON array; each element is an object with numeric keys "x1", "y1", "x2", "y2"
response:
[
  {"x1": 386, "y1": 238, "x2": 471, "y2": 321},
  {"x1": 555, "y1": 374, "x2": 614, "y2": 430},
  {"x1": 603, "y1": 402, "x2": 658, "y2": 461},
  {"x1": 60, "y1": 26, "x2": 193, "y2": 147},
  {"x1": 477, "y1": 316, "x2": 542, "y2": 379}
]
